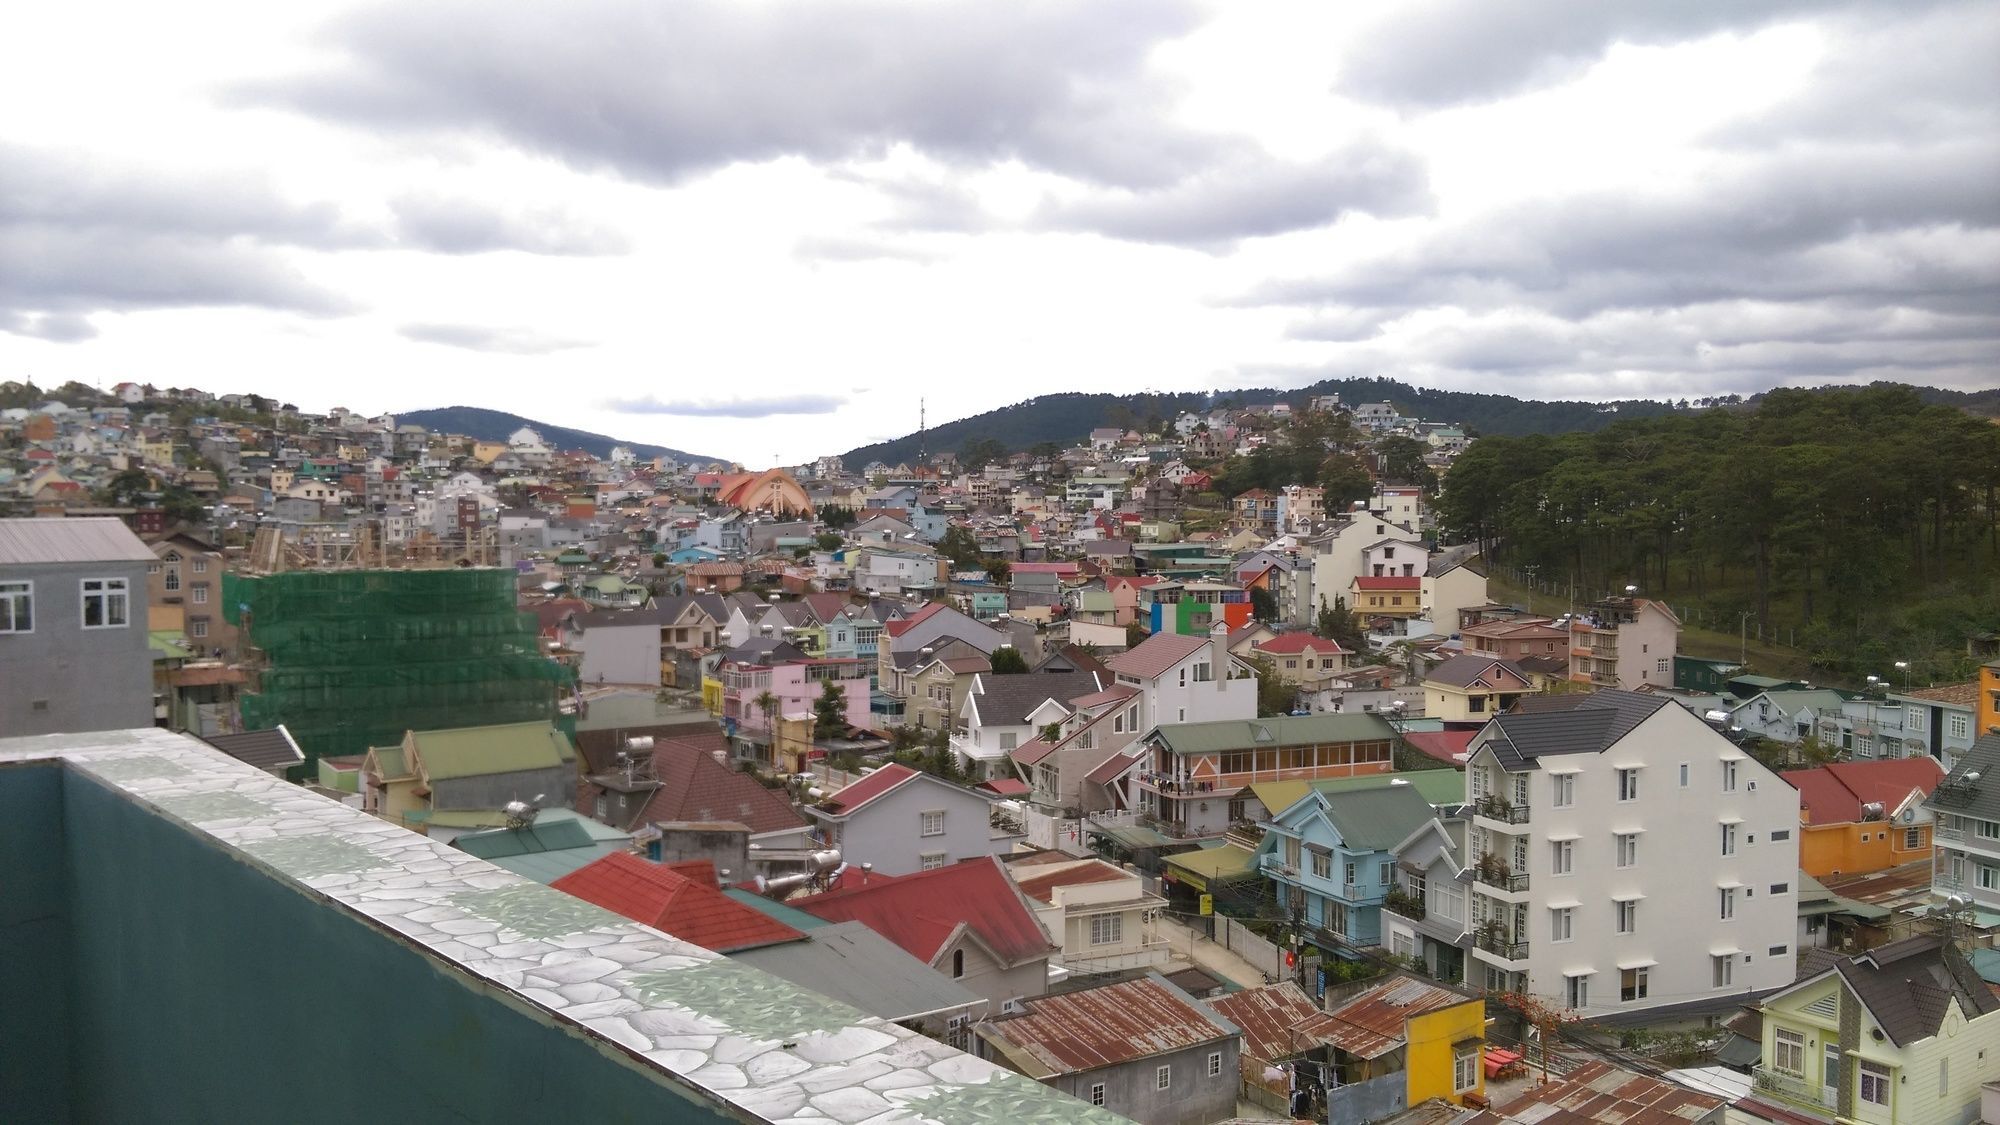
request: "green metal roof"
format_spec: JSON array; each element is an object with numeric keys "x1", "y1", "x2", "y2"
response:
[
  {"x1": 1091, "y1": 823, "x2": 1176, "y2": 850},
  {"x1": 1162, "y1": 844, "x2": 1259, "y2": 886},
  {"x1": 452, "y1": 810, "x2": 627, "y2": 858},
  {"x1": 1152, "y1": 712, "x2": 1401, "y2": 756},
  {"x1": 368, "y1": 745, "x2": 409, "y2": 779},
  {"x1": 410, "y1": 721, "x2": 575, "y2": 780},
  {"x1": 1313, "y1": 784, "x2": 1439, "y2": 851},
  {"x1": 723, "y1": 888, "x2": 833, "y2": 930},
  {"x1": 148, "y1": 629, "x2": 186, "y2": 661},
  {"x1": 1251, "y1": 770, "x2": 1464, "y2": 818}
]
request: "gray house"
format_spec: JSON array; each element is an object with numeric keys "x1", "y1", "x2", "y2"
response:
[
  {"x1": 974, "y1": 973, "x2": 1240, "y2": 1125},
  {"x1": 0, "y1": 518, "x2": 156, "y2": 736},
  {"x1": 564, "y1": 607, "x2": 666, "y2": 687},
  {"x1": 805, "y1": 763, "x2": 1006, "y2": 876}
]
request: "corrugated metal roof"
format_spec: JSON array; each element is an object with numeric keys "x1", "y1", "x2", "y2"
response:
[
  {"x1": 0, "y1": 517, "x2": 157, "y2": 564},
  {"x1": 1207, "y1": 983, "x2": 1346, "y2": 1061},
  {"x1": 1456, "y1": 1059, "x2": 1726, "y2": 1124},
  {"x1": 1321, "y1": 974, "x2": 1479, "y2": 1059},
  {"x1": 410, "y1": 722, "x2": 575, "y2": 780},
  {"x1": 977, "y1": 975, "x2": 1236, "y2": 1077},
  {"x1": 1152, "y1": 712, "x2": 1399, "y2": 756}
]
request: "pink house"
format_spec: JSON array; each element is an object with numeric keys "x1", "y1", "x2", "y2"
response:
[{"x1": 718, "y1": 652, "x2": 871, "y2": 738}]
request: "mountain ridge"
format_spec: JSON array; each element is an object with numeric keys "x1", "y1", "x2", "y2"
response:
[
  {"x1": 396, "y1": 406, "x2": 725, "y2": 465},
  {"x1": 837, "y1": 378, "x2": 2000, "y2": 467}
]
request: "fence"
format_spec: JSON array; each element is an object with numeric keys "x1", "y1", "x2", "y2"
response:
[{"x1": 1218, "y1": 917, "x2": 1284, "y2": 980}]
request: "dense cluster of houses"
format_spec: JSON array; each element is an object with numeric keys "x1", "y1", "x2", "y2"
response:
[{"x1": 11, "y1": 381, "x2": 2000, "y2": 1123}]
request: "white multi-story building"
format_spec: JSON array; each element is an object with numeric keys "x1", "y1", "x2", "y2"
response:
[
  {"x1": 1926, "y1": 733, "x2": 2000, "y2": 912},
  {"x1": 1451, "y1": 691, "x2": 1799, "y2": 1018}
]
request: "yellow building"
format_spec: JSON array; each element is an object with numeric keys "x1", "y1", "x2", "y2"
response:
[
  {"x1": 1421, "y1": 655, "x2": 1538, "y2": 724},
  {"x1": 1754, "y1": 936, "x2": 2000, "y2": 1123},
  {"x1": 700, "y1": 675, "x2": 725, "y2": 716}
]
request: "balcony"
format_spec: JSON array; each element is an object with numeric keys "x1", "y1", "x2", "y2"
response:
[
  {"x1": 1474, "y1": 795, "x2": 1530, "y2": 825},
  {"x1": 1382, "y1": 888, "x2": 1426, "y2": 921},
  {"x1": 1341, "y1": 881, "x2": 1386, "y2": 902},
  {"x1": 1752, "y1": 1066, "x2": 1835, "y2": 1111},
  {"x1": 1473, "y1": 929, "x2": 1530, "y2": 962},
  {"x1": 1472, "y1": 864, "x2": 1530, "y2": 894},
  {"x1": 1936, "y1": 824, "x2": 1964, "y2": 842}
]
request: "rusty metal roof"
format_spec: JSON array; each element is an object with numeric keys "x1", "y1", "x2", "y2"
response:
[
  {"x1": 1458, "y1": 1059, "x2": 1726, "y2": 1123},
  {"x1": 1206, "y1": 983, "x2": 1348, "y2": 1062},
  {"x1": 1320, "y1": 974, "x2": 1482, "y2": 1060},
  {"x1": 976, "y1": 974, "x2": 1236, "y2": 1077}
]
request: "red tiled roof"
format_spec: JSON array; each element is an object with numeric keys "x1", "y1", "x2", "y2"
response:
[
  {"x1": 794, "y1": 857, "x2": 1053, "y2": 967},
  {"x1": 1400, "y1": 729, "x2": 1478, "y2": 765},
  {"x1": 1104, "y1": 632, "x2": 1210, "y2": 680},
  {"x1": 626, "y1": 739, "x2": 808, "y2": 836},
  {"x1": 1352, "y1": 576, "x2": 1420, "y2": 590},
  {"x1": 801, "y1": 592, "x2": 850, "y2": 623},
  {"x1": 1067, "y1": 683, "x2": 1140, "y2": 709},
  {"x1": 975, "y1": 778, "x2": 1031, "y2": 797},
  {"x1": 1011, "y1": 562, "x2": 1080, "y2": 574},
  {"x1": 1011, "y1": 737, "x2": 1057, "y2": 767},
  {"x1": 1902, "y1": 682, "x2": 1979, "y2": 707},
  {"x1": 1085, "y1": 750, "x2": 1143, "y2": 786},
  {"x1": 1253, "y1": 632, "x2": 1345, "y2": 655},
  {"x1": 551, "y1": 852, "x2": 803, "y2": 952},
  {"x1": 1782, "y1": 757, "x2": 1946, "y2": 825},
  {"x1": 883, "y1": 602, "x2": 945, "y2": 638},
  {"x1": 1011, "y1": 861, "x2": 1128, "y2": 904},
  {"x1": 819, "y1": 763, "x2": 922, "y2": 814}
]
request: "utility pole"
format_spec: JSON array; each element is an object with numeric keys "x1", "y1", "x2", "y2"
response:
[{"x1": 1739, "y1": 611, "x2": 1753, "y2": 665}]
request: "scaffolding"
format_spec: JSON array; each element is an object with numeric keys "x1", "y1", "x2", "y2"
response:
[{"x1": 224, "y1": 567, "x2": 573, "y2": 768}]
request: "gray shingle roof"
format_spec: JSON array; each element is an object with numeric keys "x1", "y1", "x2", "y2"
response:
[
  {"x1": 1928, "y1": 732, "x2": 2000, "y2": 823},
  {"x1": 1426, "y1": 654, "x2": 1532, "y2": 689},
  {"x1": 1316, "y1": 784, "x2": 1439, "y2": 851},
  {"x1": 1484, "y1": 690, "x2": 1670, "y2": 770},
  {"x1": 0, "y1": 517, "x2": 158, "y2": 565},
  {"x1": 200, "y1": 727, "x2": 304, "y2": 771},
  {"x1": 969, "y1": 672, "x2": 1102, "y2": 726},
  {"x1": 1789, "y1": 936, "x2": 2000, "y2": 1047}
]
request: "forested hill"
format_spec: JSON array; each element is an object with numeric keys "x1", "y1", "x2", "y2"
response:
[
  {"x1": 397, "y1": 406, "x2": 723, "y2": 464},
  {"x1": 838, "y1": 378, "x2": 2000, "y2": 468},
  {"x1": 1436, "y1": 383, "x2": 2000, "y2": 683}
]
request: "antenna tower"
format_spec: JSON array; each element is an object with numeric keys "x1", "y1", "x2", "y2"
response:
[{"x1": 918, "y1": 397, "x2": 927, "y2": 465}]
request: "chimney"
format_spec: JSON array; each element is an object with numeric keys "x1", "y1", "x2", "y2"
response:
[{"x1": 1209, "y1": 619, "x2": 1230, "y2": 688}]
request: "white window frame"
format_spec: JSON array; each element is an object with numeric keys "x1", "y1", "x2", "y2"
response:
[
  {"x1": 1453, "y1": 1043, "x2": 1479, "y2": 1092},
  {"x1": 1773, "y1": 1028, "x2": 1805, "y2": 1075},
  {"x1": 1090, "y1": 1083, "x2": 1106, "y2": 1107},
  {"x1": 1616, "y1": 833, "x2": 1638, "y2": 869},
  {"x1": 1089, "y1": 913, "x2": 1123, "y2": 946},
  {"x1": 191, "y1": 584, "x2": 209, "y2": 604},
  {"x1": 1565, "y1": 974, "x2": 1589, "y2": 1010},
  {"x1": 163, "y1": 568, "x2": 181, "y2": 591},
  {"x1": 1550, "y1": 906, "x2": 1574, "y2": 943},
  {"x1": 1156, "y1": 1064, "x2": 1171, "y2": 1091},
  {"x1": 1615, "y1": 899, "x2": 1636, "y2": 934},
  {"x1": 1207, "y1": 1051, "x2": 1223, "y2": 1079},
  {"x1": 920, "y1": 810, "x2": 946, "y2": 837},
  {"x1": 1721, "y1": 823, "x2": 1738, "y2": 857},
  {"x1": 919, "y1": 851, "x2": 947, "y2": 871},
  {"x1": 1859, "y1": 1061, "x2": 1891, "y2": 1106},
  {"x1": 1905, "y1": 827, "x2": 1922, "y2": 850},
  {"x1": 191, "y1": 557, "x2": 208, "y2": 573},
  {"x1": 1617, "y1": 768, "x2": 1639, "y2": 802},
  {"x1": 1620, "y1": 966, "x2": 1648, "y2": 1003},
  {"x1": 0, "y1": 580, "x2": 31, "y2": 634},
  {"x1": 190, "y1": 619, "x2": 209, "y2": 639},
  {"x1": 1719, "y1": 887, "x2": 1736, "y2": 921},
  {"x1": 80, "y1": 577, "x2": 130, "y2": 629},
  {"x1": 1950, "y1": 713, "x2": 1969, "y2": 740},
  {"x1": 1552, "y1": 773, "x2": 1574, "y2": 808},
  {"x1": 1722, "y1": 760, "x2": 1738, "y2": 792},
  {"x1": 1551, "y1": 839, "x2": 1574, "y2": 875},
  {"x1": 1712, "y1": 954, "x2": 1733, "y2": 988}
]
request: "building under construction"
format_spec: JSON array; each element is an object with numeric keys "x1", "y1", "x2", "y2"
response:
[{"x1": 224, "y1": 527, "x2": 571, "y2": 770}]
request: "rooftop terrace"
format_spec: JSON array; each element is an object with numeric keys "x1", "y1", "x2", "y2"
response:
[{"x1": 0, "y1": 727, "x2": 1125, "y2": 1124}]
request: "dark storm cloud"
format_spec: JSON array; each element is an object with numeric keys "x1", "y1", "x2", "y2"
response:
[
  {"x1": 240, "y1": 0, "x2": 1217, "y2": 189},
  {"x1": 1333, "y1": 0, "x2": 1959, "y2": 109},
  {"x1": 605, "y1": 393, "x2": 847, "y2": 417},
  {"x1": 1037, "y1": 140, "x2": 1432, "y2": 248},
  {"x1": 1242, "y1": 142, "x2": 2000, "y2": 318},
  {"x1": 389, "y1": 194, "x2": 630, "y2": 255},
  {"x1": 399, "y1": 322, "x2": 592, "y2": 354}
]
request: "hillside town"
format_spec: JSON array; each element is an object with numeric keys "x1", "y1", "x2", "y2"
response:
[{"x1": 6, "y1": 377, "x2": 2000, "y2": 1125}]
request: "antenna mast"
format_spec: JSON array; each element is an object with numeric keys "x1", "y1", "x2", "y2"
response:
[{"x1": 918, "y1": 397, "x2": 927, "y2": 466}]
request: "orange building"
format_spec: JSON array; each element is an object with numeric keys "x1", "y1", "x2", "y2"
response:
[
  {"x1": 712, "y1": 468, "x2": 811, "y2": 517},
  {"x1": 1980, "y1": 658, "x2": 2000, "y2": 738},
  {"x1": 1782, "y1": 758, "x2": 1946, "y2": 879}
]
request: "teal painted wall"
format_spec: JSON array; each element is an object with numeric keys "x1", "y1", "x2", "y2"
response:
[
  {"x1": 54, "y1": 772, "x2": 740, "y2": 1125},
  {"x1": 0, "y1": 765, "x2": 71, "y2": 1121}
]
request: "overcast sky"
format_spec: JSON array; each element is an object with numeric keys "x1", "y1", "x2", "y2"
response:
[{"x1": 3, "y1": 0, "x2": 1994, "y2": 463}]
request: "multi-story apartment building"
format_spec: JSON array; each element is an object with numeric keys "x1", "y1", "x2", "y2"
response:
[
  {"x1": 1566, "y1": 596, "x2": 1679, "y2": 690},
  {"x1": 1454, "y1": 690, "x2": 1798, "y2": 1017},
  {"x1": 1925, "y1": 733, "x2": 2000, "y2": 911},
  {"x1": 1, "y1": 518, "x2": 157, "y2": 736}
]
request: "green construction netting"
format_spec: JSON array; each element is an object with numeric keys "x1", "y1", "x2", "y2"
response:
[{"x1": 225, "y1": 569, "x2": 574, "y2": 767}]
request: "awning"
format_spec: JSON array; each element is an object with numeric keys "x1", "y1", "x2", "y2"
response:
[
  {"x1": 1091, "y1": 823, "x2": 1175, "y2": 851},
  {"x1": 1163, "y1": 844, "x2": 1260, "y2": 890}
]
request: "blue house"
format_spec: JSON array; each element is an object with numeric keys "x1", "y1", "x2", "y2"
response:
[
  {"x1": 668, "y1": 544, "x2": 723, "y2": 566},
  {"x1": 1255, "y1": 782, "x2": 1437, "y2": 953}
]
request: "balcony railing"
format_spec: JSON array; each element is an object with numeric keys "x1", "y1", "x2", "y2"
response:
[
  {"x1": 1382, "y1": 889, "x2": 1426, "y2": 921},
  {"x1": 1936, "y1": 824, "x2": 1964, "y2": 842},
  {"x1": 1752, "y1": 1066, "x2": 1835, "y2": 1110},
  {"x1": 1933, "y1": 779, "x2": 1981, "y2": 808},
  {"x1": 1473, "y1": 867, "x2": 1531, "y2": 893},
  {"x1": 1475, "y1": 795, "x2": 1530, "y2": 824},
  {"x1": 1473, "y1": 931, "x2": 1529, "y2": 961}
]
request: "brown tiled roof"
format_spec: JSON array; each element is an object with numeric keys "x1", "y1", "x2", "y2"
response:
[
  {"x1": 1903, "y1": 681, "x2": 1979, "y2": 706},
  {"x1": 625, "y1": 739, "x2": 806, "y2": 836},
  {"x1": 1010, "y1": 860, "x2": 1128, "y2": 904},
  {"x1": 1104, "y1": 632, "x2": 1209, "y2": 680}
]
